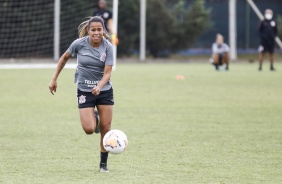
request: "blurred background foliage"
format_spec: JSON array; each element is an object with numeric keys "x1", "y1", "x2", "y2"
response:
[
  {"x1": 145, "y1": 0, "x2": 212, "y2": 57},
  {"x1": 1, "y1": 0, "x2": 282, "y2": 58},
  {"x1": 0, "y1": 0, "x2": 211, "y2": 58}
]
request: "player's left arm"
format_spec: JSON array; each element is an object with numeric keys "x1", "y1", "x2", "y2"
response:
[
  {"x1": 212, "y1": 43, "x2": 219, "y2": 57},
  {"x1": 92, "y1": 65, "x2": 112, "y2": 95},
  {"x1": 274, "y1": 21, "x2": 278, "y2": 36},
  {"x1": 108, "y1": 18, "x2": 114, "y2": 35}
]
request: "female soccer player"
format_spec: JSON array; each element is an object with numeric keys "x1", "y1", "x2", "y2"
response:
[
  {"x1": 210, "y1": 34, "x2": 230, "y2": 71},
  {"x1": 49, "y1": 16, "x2": 114, "y2": 173}
]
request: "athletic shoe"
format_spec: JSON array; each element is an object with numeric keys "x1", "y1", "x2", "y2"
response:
[
  {"x1": 258, "y1": 66, "x2": 262, "y2": 71},
  {"x1": 219, "y1": 64, "x2": 227, "y2": 71},
  {"x1": 94, "y1": 109, "x2": 100, "y2": 134},
  {"x1": 100, "y1": 163, "x2": 109, "y2": 173},
  {"x1": 209, "y1": 58, "x2": 214, "y2": 63},
  {"x1": 270, "y1": 67, "x2": 276, "y2": 71},
  {"x1": 213, "y1": 63, "x2": 219, "y2": 70}
]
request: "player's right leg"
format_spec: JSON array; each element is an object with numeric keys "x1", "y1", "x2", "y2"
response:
[
  {"x1": 79, "y1": 107, "x2": 96, "y2": 134},
  {"x1": 258, "y1": 44, "x2": 266, "y2": 71},
  {"x1": 258, "y1": 52, "x2": 264, "y2": 71},
  {"x1": 212, "y1": 54, "x2": 220, "y2": 70},
  {"x1": 77, "y1": 89, "x2": 97, "y2": 134},
  {"x1": 94, "y1": 109, "x2": 100, "y2": 133}
]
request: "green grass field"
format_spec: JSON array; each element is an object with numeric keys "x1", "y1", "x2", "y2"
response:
[{"x1": 1, "y1": 62, "x2": 282, "y2": 184}]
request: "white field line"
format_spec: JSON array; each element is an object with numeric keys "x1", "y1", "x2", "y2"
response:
[{"x1": 0, "y1": 63, "x2": 77, "y2": 69}]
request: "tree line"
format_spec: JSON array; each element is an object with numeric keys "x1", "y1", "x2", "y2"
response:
[{"x1": 0, "y1": 0, "x2": 212, "y2": 58}]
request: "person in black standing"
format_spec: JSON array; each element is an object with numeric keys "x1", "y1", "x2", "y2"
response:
[
  {"x1": 93, "y1": 0, "x2": 118, "y2": 45},
  {"x1": 258, "y1": 9, "x2": 278, "y2": 71}
]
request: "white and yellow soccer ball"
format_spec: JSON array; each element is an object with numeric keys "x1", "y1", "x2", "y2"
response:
[{"x1": 103, "y1": 130, "x2": 128, "y2": 154}]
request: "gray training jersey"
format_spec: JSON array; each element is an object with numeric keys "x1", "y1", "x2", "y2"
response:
[
  {"x1": 67, "y1": 36, "x2": 114, "y2": 92},
  {"x1": 212, "y1": 43, "x2": 230, "y2": 55}
]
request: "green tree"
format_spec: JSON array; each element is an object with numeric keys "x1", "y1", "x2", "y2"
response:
[
  {"x1": 146, "y1": 0, "x2": 175, "y2": 57},
  {"x1": 60, "y1": 0, "x2": 96, "y2": 54},
  {"x1": 277, "y1": 14, "x2": 282, "y2": 40},
  {"x1": 146, "y1": 0, "x2": 212, "y2": 57},
  {"x1": 117, "y1": 0, "x2": 140, "y2": 56}
]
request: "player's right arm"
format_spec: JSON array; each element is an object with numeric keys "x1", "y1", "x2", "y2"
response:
[
  {"x1": 212, "y1": 43, "x2": 218, "y2": 56},
  {"x1": 49, "y1": 51, "x2": 71, "y2": 95},
  {"x1": 258, "y1": 21, "x2": 264, "y2": 38}
]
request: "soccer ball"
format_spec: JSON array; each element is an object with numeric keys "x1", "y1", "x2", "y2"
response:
[{"x1": 103, "y1": 130, "x2": 128, "y2": 154}]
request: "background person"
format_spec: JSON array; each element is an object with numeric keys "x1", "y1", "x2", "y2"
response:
[
  {"x1": 93, "y1": 0, "x2": 119, "y2": 45},
  {"x1": 49, "y1": 16, "x2": 114, "y2": 173},
  {"x1": 210, "y1": 34, "x2": 230, "y2": 71},
  {"x1": 258, "y1": 9, "x2": 278, "y2": 71}
]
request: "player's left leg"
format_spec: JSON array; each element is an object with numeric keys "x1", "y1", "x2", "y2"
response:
[
  {"x1": 269, "y1": 53, "x2": 275, "y2": 71},
  {"x1": 223, "y1": 52, "x2": 230, "y2": 70},
  {"x1": 94, "y1": 109, "x2": 100, "y2": 134},
  {"x1": 269, "y1": 43, "x2": 276, "y2": 71},
  {"x1": 258, "y1": 52, "x2": 264, "y2": 71},
  {"x1": 79, "y1": 107, "x2": 96, "y2": 134},
  {"x1": 212, "y1": 54, "x2": 221, "y2": 70},
  {"x1": 97, "y1": 104, "x2": 113, "y2": 172}
]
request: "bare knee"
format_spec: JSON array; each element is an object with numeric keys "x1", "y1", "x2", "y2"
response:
[
  {"x1": 100, "y1": 123, "x2": 111, "y2": 135},
  {"x1": 96, "y1": 105, "x2": 113, "y2": 136},
  {"x1": 80, "y1": 120, "x2": 95, "y2": 134},
  {"x1": 79, "y1": 108, "x2": 96, "y2": 135},
  {"x1": 213, "y1": 54, "x2": 219, "y2": 64},
  {"x1": 84, "y1": 128, "x2": 94, "y2": 134},
  {"x1": 82, "y1": 125, "x2": 95, "y2": 135}
]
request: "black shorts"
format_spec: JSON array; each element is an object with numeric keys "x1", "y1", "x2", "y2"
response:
[
  {"x1": 77, "y1": 88, "x2": 114, "y2": 109},
  {"x1": 259, "y1": 41, "x2": 275, "y2": 53}
]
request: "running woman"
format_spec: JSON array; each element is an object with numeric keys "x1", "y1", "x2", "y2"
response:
[
  {"x1": 258, "y1": 9, "x2": 278, "y2": 71},
  {"x1": 49, "y1": 16, "x2": 114, "y2": 173}
]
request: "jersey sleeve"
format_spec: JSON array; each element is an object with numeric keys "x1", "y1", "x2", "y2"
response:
[
  {"x1": 105, "y1": 41, "x2": 114, "y2": 66},
  {"x1": 212, "y1": 43, "x2": 218, "y2": 54},
  {"x1": 224, "y1": 43, "x2": 230, "y2": 52},
  {"x1": 67, "y1": 39, "x2": 80, "y2": 57}
]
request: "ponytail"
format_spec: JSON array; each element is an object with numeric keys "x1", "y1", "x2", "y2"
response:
[{"x1": 78, "y1": 19, "x2": 90, "y2": 38}]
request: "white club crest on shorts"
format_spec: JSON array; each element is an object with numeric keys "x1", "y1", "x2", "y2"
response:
[
  {"x1": 79, "y1": 95, "x2": 86, "y2": 104},
  {"x1": 100, "y1": 53, "x2": 106, "y2": 62}
]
